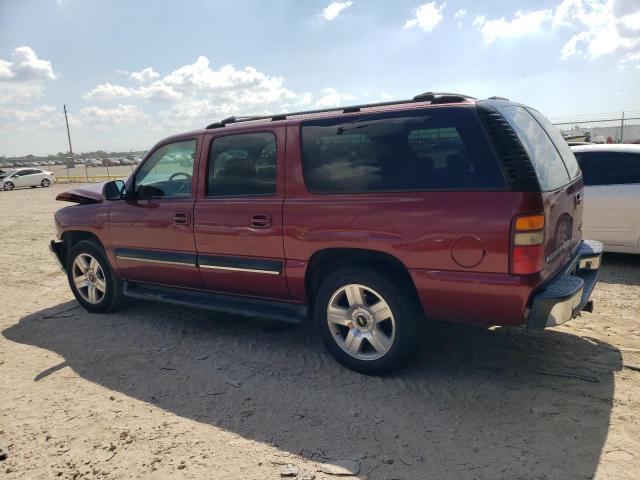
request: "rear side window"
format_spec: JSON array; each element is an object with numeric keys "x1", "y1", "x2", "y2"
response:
[
  {"x1": 498, "y1": 105, "x2": 570, "y2": 191},
  {"x1": 301, "y1": 107, "x2": 505, "y2": 193},
  {"x1": 207, "y1": 132, "x2": 276, "y2": 196},
  {"x1": 584, "y1": 152, "x2": 640, "y2": 186},
  {"x1": 527, "y1": 108, "x2": 581, "y2": 179}
]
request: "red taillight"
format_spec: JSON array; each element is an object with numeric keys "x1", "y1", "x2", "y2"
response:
[{"x1": 511, "y1": 214, "x2": 545, "y2": 275}]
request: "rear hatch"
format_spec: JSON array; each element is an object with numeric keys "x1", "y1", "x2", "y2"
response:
[{"x1": 496, "y1": 104, "x2": 583, "y2": 280}]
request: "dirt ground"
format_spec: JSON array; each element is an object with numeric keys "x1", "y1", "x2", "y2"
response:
[{"x1": 1, "y1": 183, "x2": 639, "y2": 480}]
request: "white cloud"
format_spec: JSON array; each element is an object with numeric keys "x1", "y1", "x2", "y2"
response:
[
  {"x1": 0, "y1": 104, "x2": 56, "y2": 123},
  {"x1": 79, "y1": 104, "x2": 149, "y2": 127},
  {"x1": 314, "y1": 87, "x2": 356, "y2": 107},
  {"x1": 83, "y1": 56, "x2": 356, "y2": 131},
  {"x1": 454, "y1": 9, "x2": 467, "y2": 19},
  {"x1": 129, "y1": 67, "x2": 159, "y2": 83},
  {"x1": 553, "y1": 0, "x2": 640, "y2": 61},
  {"x1": 0, "y1": 46, "x2": 57, "y2": 82},
  {"x1": 476, "y1": 9, "x2": 552, "y2": 44},
  {"x1": 0, "y1": 47, "x2": 57, "y2": 107},
  {"x1": 472, "y1": 1, "x2": 640, "y2": 64},
  {"x1": 321, "y1": 1, "x2": 353, "y2": 21},
  {"x1": 472, "y1": 15, "x2": 485, "y2": 27},
  {"x1": 404, "y1": 2, "x2": 446, "y2": 32}
]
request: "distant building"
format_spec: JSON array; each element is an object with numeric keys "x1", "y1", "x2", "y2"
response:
[{"x1": 561, "y1": 124, "x2": 640, "y2": 144}]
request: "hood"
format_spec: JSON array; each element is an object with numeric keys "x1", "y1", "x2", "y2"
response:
[{"x1": 56, "y1": 182, "x2": 106, "y2": 204}]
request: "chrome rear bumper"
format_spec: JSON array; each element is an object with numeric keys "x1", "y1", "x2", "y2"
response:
[{"x1": 527, "y1": 240, "x2": 603, "y2": 330}]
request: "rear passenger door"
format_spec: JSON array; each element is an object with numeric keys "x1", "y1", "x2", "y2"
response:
[
  {"x1": 193, "y1": 128, "x2": 289, "y2": 300},
  {"x1": 579, "y1": 151, "x2": 640, "y2": 247}
]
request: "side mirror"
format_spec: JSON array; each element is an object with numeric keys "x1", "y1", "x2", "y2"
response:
[{"x1": 102, "y1": 180, "x2": 126, "y2": 200}]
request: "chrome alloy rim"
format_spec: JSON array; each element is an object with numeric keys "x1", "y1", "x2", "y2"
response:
[
  {"x1": 326, "y1": 284, "x2": 396, "y2": 360},
  {"x1": 72, "y1": 253, "x2": 106, "y2": 304}
]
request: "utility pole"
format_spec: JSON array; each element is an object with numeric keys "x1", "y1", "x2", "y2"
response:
[
  {"x1": 63, "y1": 105, "x2": 73, "y2": 182},
  {"x1": 620, "y1": 111, "x2": 625, "y2": 144}
]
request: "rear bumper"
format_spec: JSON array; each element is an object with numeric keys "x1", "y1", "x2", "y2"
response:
[
  {"x1": 50, "y1": 239, "x2": 66, "y2": 271},
  {"x1": 527, "y1": 240, "x2": 603, "y2": 330}
]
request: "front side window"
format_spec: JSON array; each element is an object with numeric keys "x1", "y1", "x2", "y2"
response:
[
  {"x1": 134, "y1": 140, "x2": 196, "y2": 198},
  {"x1": 498, "y1": 105, "x2": 570, "y2": 191},
  {"x1": 586, "y1": 152, "x2": 640, "y2": 186},
  {"x1": 301, "y1": 107, "x2": 505, "y2": 193},
  {"x1": 207, "y1": 132, "x2": 276, "y2": 196}
]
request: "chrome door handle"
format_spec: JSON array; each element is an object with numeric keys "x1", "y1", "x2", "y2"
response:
[
  {"x1": 174, "y1": 212, "x2": 190, "y2": 225},
  {"x1": 250, "y1": 214, "x2": 272, "y2": 228}
]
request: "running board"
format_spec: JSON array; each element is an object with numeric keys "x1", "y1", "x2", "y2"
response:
[{"x1": 123, "y1": 281, "x2": 308, "y2": 324}]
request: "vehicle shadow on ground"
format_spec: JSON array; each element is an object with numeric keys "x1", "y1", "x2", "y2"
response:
[
  {"x1": 599, "y1": 253, "x2": 640, "y2": 286},
  {"x1": 4, "y1": 301, "x2": 622, "y2": 479}
]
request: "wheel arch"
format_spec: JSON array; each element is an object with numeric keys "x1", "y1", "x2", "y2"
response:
[
  {"x1": 60, "y1": 230, "x2": 105, "y2": 264},
  {"x1": 304, "y1": 247, "x2": 423, "y2": 315}
]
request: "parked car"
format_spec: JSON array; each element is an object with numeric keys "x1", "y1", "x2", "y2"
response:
[
  {"x1": 571, "y1": 144, "x2": 640, "y2": 254},
  {"x1": 50, "y1": 93, "x2": 602, "y2": 374},
  {"x1": 1, "y1": 168, "x2": 55, "y2": 190}
]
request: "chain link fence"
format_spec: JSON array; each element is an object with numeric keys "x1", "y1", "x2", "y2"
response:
[{"x1": 551, "y1": 110, "x2": 640, "y2": 144}]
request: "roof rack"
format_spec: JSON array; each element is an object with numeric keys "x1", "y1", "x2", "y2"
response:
[{"x1": 205, "y1": 91, "x2": 476, "y2": 129}]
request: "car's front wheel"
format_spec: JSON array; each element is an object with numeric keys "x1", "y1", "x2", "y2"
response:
[
  {"x1": 67, "y1": 240, "x2": 124, "y2": 313},
  {"x1": 314, "y1": 267, "x2": 424, "y2": 375},
  {"x1": 3, "y1": 182, "x2": 14, "y2": 191},
  {"x1": 41, "y1": 178, "x2": 51, "y2": 187}
]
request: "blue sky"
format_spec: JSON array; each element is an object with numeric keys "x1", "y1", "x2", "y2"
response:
[{"x1": 1, "y1": 0, "x2": 639, "y2": 156}]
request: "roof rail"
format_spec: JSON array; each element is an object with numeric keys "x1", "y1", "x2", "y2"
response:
[{"x1": 205, "y1": 91, "x2": 476, "y2": 129}]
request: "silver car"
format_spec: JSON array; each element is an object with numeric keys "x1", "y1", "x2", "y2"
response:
[{"x1": 1, "y1": 168, "x2": 55, "y2": 191}]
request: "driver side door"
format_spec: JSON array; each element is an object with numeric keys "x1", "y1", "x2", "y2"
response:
[{"x1": 108, "y1": 136, "x2": 202, "y2": 288}]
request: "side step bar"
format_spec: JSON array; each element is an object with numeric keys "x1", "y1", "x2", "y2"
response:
[{"x1": 123, "y1": 281, "x2": 308, "y2": 324}]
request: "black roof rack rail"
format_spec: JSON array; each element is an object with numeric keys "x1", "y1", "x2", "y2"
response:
[{"x1": 205, "y1": 91, "x2": 476, "y2": 129}]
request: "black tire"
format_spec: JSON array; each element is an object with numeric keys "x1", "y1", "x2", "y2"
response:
[
  {"x1": 66, "y1": 240, "x2": 124, "y2": 313},
  {"x1": 41, "y1": 178, "x2": 51, "y2": 187},
  {"x1": 314, "y1": 267, "x2": 424, "y2": 375},
  {"x1": 3, "y1": 182, "x2": 14, "y2": 191}
]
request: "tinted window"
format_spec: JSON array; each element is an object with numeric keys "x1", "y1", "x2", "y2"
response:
[
  {"x1": 498, "y1": 105, "x2": 570, "y2": 191},
  {"x1": 527, "y1": 108, "x2": 580, "y2": 179},
  {"x1": 573, "y1": 152, "x2": 589, "y2": 173},
  {"x1": 586, "y1": 152, "x2": 640, "y2": 186},
  {"x1": 135, "y1": 140, "x2": 196, "y2": 198},
  {"x1": 208, "y1": 132, "x2": 276, "y2": 196},
  {"x1": 301, "y1": 108, "x2": 504, "y2": 193}
]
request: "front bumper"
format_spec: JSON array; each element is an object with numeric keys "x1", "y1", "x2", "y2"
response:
[
  {"x1": 527, "y1": 239, "x2": 603, "y2": 330},
  {"x1": 50, "y1": 239, "x2": 66, "y2": 271}
]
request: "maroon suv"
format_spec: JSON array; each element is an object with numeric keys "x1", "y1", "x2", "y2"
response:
[{"x1": 51, "y1": 92, "x2": 602, "y2": 374}]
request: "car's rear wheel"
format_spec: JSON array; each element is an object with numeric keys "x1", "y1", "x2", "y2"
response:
[
  {"x1": 314, "y1": 267, "x2": 424, "y2": 375},
  {"x1": 41, "y1": 178, "x2": 51, "y2": 187},
  {"x1": 67, "y1": 240, "x2": 124, "y2": 313},
  {"x1": 3, "y1": 182, "x2": 14, "y2": 191}
]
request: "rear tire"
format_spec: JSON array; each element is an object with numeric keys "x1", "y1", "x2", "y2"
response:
[
  {"x1": 314, "y1": 267, "x2": 424, "y2": 375},
  {"x1": 67, "y1": 240, "x2": 124, "y2": 313}
]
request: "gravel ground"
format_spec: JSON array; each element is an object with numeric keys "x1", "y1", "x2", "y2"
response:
[{"x1": 1, "y1": 184, "x2": 639, "y2": 480}]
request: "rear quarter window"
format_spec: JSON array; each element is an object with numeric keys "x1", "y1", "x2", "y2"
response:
[
  {"x1": 301, "y1": 107, "x2": 505, "y2": 193},
  {"x1": 498, "y1": 105, "x2": 571, "y2": 191},
  {"x1": 527, "y1": 108, "x2": 581, "y2": 180}
]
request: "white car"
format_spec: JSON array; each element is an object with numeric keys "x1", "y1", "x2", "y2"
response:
[
  {"x1": 0, "y1": 168, "x2": 55, "y2": 191},
  {"x1": 571, "y1": 144, "x2": 640, "y2": 254}
]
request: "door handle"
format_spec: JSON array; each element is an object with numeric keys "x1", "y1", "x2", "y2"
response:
[
  {"x1": 174, "y1": 212, "x2": 191, "y2": 225},
  {"x1": 250, "y1": 214, "x2": 272, "y2": 228},
  {"x1": 575, "y1": 192, "x2": 583, "y2": 206}
]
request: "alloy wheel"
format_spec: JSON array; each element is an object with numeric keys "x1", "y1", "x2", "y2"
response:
[
  {"x1": 72, "y1": 253, "x2": 107, "y2": 304},
  {"x1": 326, "y1": 283, "x2": 396, "y2": 361}
]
